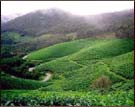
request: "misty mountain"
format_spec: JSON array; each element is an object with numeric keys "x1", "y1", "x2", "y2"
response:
[
  {"x1": 1, "y1": 8, "x2": 89, "y2": 36},
  {"x1": 1, "y1": 14, "x2": 22, "y2": 23},
  {"x1": 1, "y1": 16, "x2": 10, "y2": 23},
  {"x1": 1, "y1": 8, "x2": 134, "y2": 57},
  {"x1": 2, "y1": 8, "x2": 133, "y2": 38}
]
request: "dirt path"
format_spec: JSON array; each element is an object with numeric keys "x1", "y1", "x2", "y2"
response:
[
  {"x1": 22, "y1": 55, "x2": 28, "y2": 59},
  {"x1": 42, "y1": 72, "x2": 52, "y2": 82},
  {"x1": 28, "y1": 66, "x2": 52, "y2": 81},
  {"x1": 11, "y1": 75, "x2": 16, "y2": 78},
  {"x1": 28, "y1": 67, "x2": 35, "y2": 72},
  {"x1": 22, "y1": 53, "x2": 53, "y2": 82}
]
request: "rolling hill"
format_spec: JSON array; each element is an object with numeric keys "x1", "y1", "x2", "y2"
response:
[
  {"x1": 1, "y1": 37, "x2": 134, "y2": 106},
  {"x1": 24, "y1": 38, "x2": 134, "y2": 91}
]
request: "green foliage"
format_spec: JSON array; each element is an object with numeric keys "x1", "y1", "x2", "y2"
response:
[
  {"x1": 36, "y1": 58, "x2": 82, "y2": 73},
  {"x1": 27, "y1": 39, "x2": 98, "y2": 61},
  {"x1": 0, "y1": 56, "x2": 44, "y2": 80},
  {"x1": 1, "y1": 32, "x2": 21, "y2": 44},
  {"x1": 1, "y1": 74, "x2": 51, "y2": 89},
  {"x1": 1, "y1": 32, "x2": 33, "y2": 57},
  {"x1": 1, "y1": 90, "x2": 134, "y2": 106},
  {"x1": 104, "y1": 51, "x2": 134, "y2": 79},
  {"x1": 26, "y1": 38, "x2": 134, "y2": 91},
  {"x1": 1, "y1": 38, "x2": 133, "y2": 106},
  {"x1": 112, "y1": 63, "x2": 134, "y2": 79},
  {"x1": 28, "y1": 38, "x2": 133, "y2": 63},
  {"x1": 23, "y1": 39, "x2": 133, "y2": 91},
  {"x1": 111, "y1": 80, "x2": 134, "y2": 91},
  {"x1": 1, "y1": 56, "x2": 23, "y2": 66},
  {"x1": 70, "y1": 39, "x2": 133, "y2": 61}
]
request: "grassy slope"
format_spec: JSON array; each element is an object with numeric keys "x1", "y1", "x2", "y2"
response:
[
  {"x1": 26, "y1": 38, "x2": 134, "y2": 91},
  {"x1": 1, "y1": 38, "x2": 134, "y2": 106},
  {"x1": 27, "y1": 39, "x2": 108, "y2": 61}
]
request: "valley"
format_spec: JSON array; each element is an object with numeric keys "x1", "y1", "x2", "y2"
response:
[{"x1": 1, "y1": 7, "x2": 134, "y2": 106}]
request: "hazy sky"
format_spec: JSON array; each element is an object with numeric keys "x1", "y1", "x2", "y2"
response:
[{"x1": 1, "y1": 1, "x2": 134, "y2": 16}]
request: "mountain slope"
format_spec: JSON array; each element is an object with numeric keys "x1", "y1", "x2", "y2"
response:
[
  {"x1": 1, "y1": 8, "x2": 87, "y2": 36},
  {"x1": 1, "y1": 9, "x2": 133, "y2": 57},
  {"x1": 2, "y1": 9, "x2": 134, "y2": 38},
  {"x1": 1, "y1": 14, "x2": 21, "y2": 23}
]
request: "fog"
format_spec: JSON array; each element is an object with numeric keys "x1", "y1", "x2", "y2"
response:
[{"x1": 1, "y1": 1, "x2": 134, "y2": 16}]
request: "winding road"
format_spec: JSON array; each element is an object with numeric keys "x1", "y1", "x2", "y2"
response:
[
  {"x1": 22, "y1": 55, "x2": 52, "y2": 82},
  {"x1": 22, "y1": 55, "x2": 28, "y2": 59},
  {"x1": 28, "y1": 66, "x2": 52, "y2": 82},
  {"x1": 42, "y1": 72, "x2": 52, "y2": 82}
]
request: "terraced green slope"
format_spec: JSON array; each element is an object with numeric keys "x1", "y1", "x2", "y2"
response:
[
  {"x1": 1, "y1": 38, "x2": 134, "y2": 106},
  {"x1": 27, "y1": 39, "x2": 111, "y2": 61},
  {"x1": 26, "y1": 38, "x2": 134, "y2": 91}
]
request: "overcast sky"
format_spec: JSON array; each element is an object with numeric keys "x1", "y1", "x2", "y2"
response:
[{"x1": 1, "y1": 1, "x2": 134, "y2": 16}]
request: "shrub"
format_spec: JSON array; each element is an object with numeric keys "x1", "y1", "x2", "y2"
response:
[{"x1": 92, "y1": 75, "x2": 112, "y2": 91}]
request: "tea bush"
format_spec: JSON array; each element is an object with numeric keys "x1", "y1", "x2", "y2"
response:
[{"x1": 1, "y1": 90, "x2": 134, "y2": 106}]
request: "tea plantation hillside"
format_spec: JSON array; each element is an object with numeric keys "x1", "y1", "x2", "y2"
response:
[
  {"x1": 1, "y1": 38, "x2": 134, "y2": 106},
  {"x1": 26, "y1": 38, "x2": 134, "y2": 91},
  {"x1": 1, "y1": 6, "x2": 134, "y2": 106}
]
